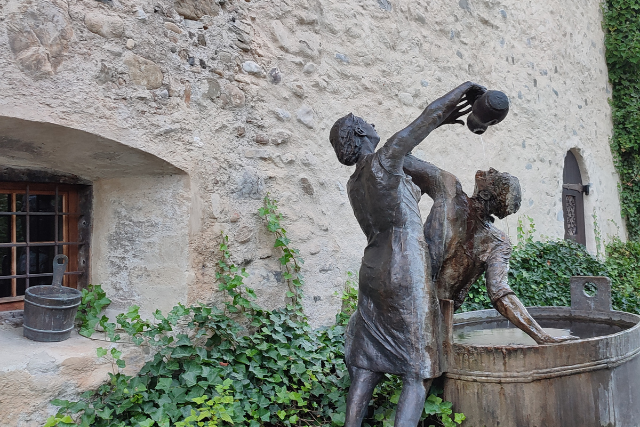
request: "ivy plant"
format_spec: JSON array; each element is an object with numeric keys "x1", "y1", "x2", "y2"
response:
[
  {"x1": 460, "y1": 218, "x2": 640, "y2": 315},
  {"x1": 603, "y1": 0, "x2": 640, "y2": 239},
  {"x1": 47, "y1": 195, "x2": 464, "y2": 427}
]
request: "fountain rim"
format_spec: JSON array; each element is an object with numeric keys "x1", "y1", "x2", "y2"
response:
[
  {"x1": 451, "y1": 305, "x2": 640, "y2": 349},
  {"x1": 445, "y1": 305, "x2": 640, "y2": 383}
]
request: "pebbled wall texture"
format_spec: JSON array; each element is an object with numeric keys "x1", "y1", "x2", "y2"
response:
[
  {"x1": 0, "y1": 0, "x2": 627, "y2": 424},
  {"x1": 0, "y1": 0, "x2": 625, "y2": 328}
]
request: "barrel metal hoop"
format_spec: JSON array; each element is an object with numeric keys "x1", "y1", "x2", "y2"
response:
[
  {"x1": 445, "y1": 345, "x2": 640, "y2": 383},
  {"x1": 24, "y1": 300, "x2": 80, "y2": 310},
  {"x1": 22, "y1": 323, "x2": 74, "y2": 334}
]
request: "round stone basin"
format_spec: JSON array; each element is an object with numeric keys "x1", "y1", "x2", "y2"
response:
[{"x1": 442, "y1": 277, "x2": 640, "y2": 427}]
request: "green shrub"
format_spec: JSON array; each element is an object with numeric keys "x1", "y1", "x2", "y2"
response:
[
  {"x1": 47, "y1": 196, "x2": 463, "y2": 427},
  {"x1": 603, "y1": 0, "x2": 640, "y2": 239},
  {"x1": 459, "y1": 238, "x2": 606, "y2": 312},
  {"x1": 460, "y1": 234, "x2": 640, "y2": 316},
  {"x1": 605, "y1": 238, "x2": 640, "y2": 314}
]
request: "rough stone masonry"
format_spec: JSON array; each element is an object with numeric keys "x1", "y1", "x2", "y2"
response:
[
  {"x1": 0, "y1": 0, "x2": 626, "y2": 424},
  {"x1": 0, "y1": 0, "x2": 624, "y2": 338}
]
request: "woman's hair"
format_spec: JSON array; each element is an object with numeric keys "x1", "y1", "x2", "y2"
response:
[{"x1": 329, "y1": 113, "x2": 367, "y2": 166}]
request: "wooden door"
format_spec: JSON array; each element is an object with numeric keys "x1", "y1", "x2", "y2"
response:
[{"x1": 562, "y1": 151, "x2": 586, "y2": 245}]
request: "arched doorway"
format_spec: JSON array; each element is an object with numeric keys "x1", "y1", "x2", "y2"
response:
[{"x1": 562, "y1": 151, "x2": 588, "y2": 245}]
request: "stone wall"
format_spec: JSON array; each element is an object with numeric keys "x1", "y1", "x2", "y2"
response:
[{"x1": 0, "y1": 0, "x2": 625, "y2": 329}]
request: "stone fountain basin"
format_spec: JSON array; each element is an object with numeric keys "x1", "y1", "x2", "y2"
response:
[{"x1": 442, "y1": 277, "x2": 640, "y2": 427}]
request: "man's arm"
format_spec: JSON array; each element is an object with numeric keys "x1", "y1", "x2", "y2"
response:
[
  {"x1": 379, "y1": 81, "x2": 485, "y2": 173},
  {"x1": 493, "y1": 294, "x2": 575, "y2": 344},
  {"x1": 486, "y1": 258, "x2": 576, "y2": 344}
]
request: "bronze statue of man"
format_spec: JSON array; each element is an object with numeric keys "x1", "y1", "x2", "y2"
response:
[
  {"x1": 330, "y1": 82, "x2": 573, "y2": 427},
  {"x1": 403, "y1": 158, "x2": 574, "y2": 343}
]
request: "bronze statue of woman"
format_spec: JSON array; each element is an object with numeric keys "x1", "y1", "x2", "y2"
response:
[{"x1": 329, "y1": 81, "x2": 486, "y2": 426}]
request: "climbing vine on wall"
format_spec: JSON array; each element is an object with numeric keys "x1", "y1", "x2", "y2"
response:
[
  {"x1": 603, "y1": 0, "x2": 640, "y2": 239},
  {"x1": 48, "y1": 196, "x2": 465, "y2": 427}
]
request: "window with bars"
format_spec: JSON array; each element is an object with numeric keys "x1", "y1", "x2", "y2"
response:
[{"x1": 0, "y1": 182, "x2": 89, "y2": 311}]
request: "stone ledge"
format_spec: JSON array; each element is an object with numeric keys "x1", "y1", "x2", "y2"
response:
[
  {"x1": 0, "y1": 327, "x2": 146, "y2": 427},
  {"x1": 0, "y1": 310, "x2": 23, "y2": 329}
]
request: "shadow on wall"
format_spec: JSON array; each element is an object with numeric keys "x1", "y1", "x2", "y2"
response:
[{"x1": 0, "y1": 116, "x2": 191, "y2": 315}]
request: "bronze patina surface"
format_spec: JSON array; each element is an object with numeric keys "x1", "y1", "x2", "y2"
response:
[{"x1": 330, "y1": 82, "x2": 574, "y2": 427}]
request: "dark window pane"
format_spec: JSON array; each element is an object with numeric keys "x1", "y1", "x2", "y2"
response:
[
  {"x1": 0, "y1": 280, "x2": 10, "y2": 298},
  {"x1": 15, "y1": 194, "x2": 24, "y2": 212},
  {"x1": 29, "y1": 275, "x2": 53, "y2": 287},
  {"x1": 0, "y1": 247, "x2": 11, "y2": 277},
  {"x1": 0, "y1": 215, "x2": 10, "y2": 243},
  {"x1": 33, "y1": 195, "x2": 56, "y2": 213},
  {"x1": 16, "y1": 214, "x2": 25, "y2": 242},
  {"x1": 17, "y1": 194, "x2": 56, "y2": 213},
  {"x1": 16, "y1": 278, "x2": 25, "y2": 296},
  {"x1": 0, "y1": 194, "x2": 10, "y2": 212},
  {"x1": 29, "y1": 214, "x2": 56, "y2": 242},
  {"x1": 16, "y1": 246, "x2": 53, "y2": 276},
  {"x1": 30, "y1": 246, "x2": 54, "y2": 275}
]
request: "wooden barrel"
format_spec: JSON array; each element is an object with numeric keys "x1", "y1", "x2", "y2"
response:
[
  {"x1": 443, "y1": 277, "x2": 640, "y2": 427},
  {"x1": 23, "y1": 285, "x2": 82, "y2": 342}
]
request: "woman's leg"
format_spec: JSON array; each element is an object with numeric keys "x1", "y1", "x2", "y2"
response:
[
  {"x1": 344, "y1": 365, "x2": 384, "y2": 427},
  {"x1": 393, "y1": 377, "x2": 433, "y2": 427}
]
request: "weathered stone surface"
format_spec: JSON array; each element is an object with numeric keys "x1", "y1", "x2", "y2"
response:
[
  {"x1": 95, "y1": 62, "x2": 118, "y2": 84},
  {"x1": 255, "y1": 134, "x2": 269, "y2": 144},
  {"x1": 6, "y1": 1, "x2": 73, "y2": 78},
  {"x1": 236, "y1": 168, "x2": 264, "y2": 199},
  {"x1": 164, "y1": 22, "x2": 183, "y2": 34},
  {"x1": 271, "y1": 20, "x2": 296, "y2": 53},
  {"x1": 0, "y1": 328, "x2": 144, "y2": 426},
  {"x1": 296, "y1": 105, "x2": 315, "y2": 129},
  {"x1": 206, "y1": 78, "x2": 221, "y2": 99},
  {"x1": 274, "y1": 108, "x2": 291, "y2": 121},
  {"x1": 300, "y1": 177, "x2": 314, "y2": 195},
  {"x1": 335, "y1": 52, "x2": 350, "y2": 63},
  {"x1": 85, "y1": 12, "x2": 124, "y2": 39},
  {"x1": 270, "y1": 129, "x2": 292, "y2": 145},
  {"x1": 135, "y1": 8, "x2": 148, "y2": 21},
  {"x1": 123, "y1": 53, "x2": 164, "y2": 89},
  {"x1": 221, "y1": 83, "x2": 245, "y2": 108},
  {"x1": 398, "y1": 92, "x2": 414, "y2": 106},
  {"x1": 244, "y1": 148, "x2": 271, "y2": 159},
  {"x1": 235, "y1": 223, "x2": 254, "y2": 243},
  {"x1": 267, "y1": 67, "x2": 282, "y2": 84},
  {"x1": 174, "y1": 0, "x2": 220, "y2": 20},
  {"x1": 242, "y1": 61, "x2": 263, "y2": 76},
  {"x1": 303, "y1": 63, "x2": 317, "y2": 74}
]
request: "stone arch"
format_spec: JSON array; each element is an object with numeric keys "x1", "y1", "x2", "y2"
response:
[
  {"x1": 567, "y1": 147, "x2": 591, "y2": 186},
  {"x1": 0, "y1": 116, "x2": 184, "y2": 180},
  {"x1": 0, "y1": 117, "x2": 191, "y2": 314}
]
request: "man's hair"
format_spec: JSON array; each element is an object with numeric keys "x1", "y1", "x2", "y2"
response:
[
  {"x1": 329, "y1": 113, "x2": 366, "y2": 166},
  {"x1": 474, "y1": 168, "x2": 522, "y2": 214}
]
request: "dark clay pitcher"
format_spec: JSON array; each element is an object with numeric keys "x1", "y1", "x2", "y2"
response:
[{"x1": 467, "y1": 90, "x2": 510, "y2": 135}]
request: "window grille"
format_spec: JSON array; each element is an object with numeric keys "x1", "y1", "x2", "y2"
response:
[{"x1": 0, "y1": 183, "x2": 86, "y2": 311}]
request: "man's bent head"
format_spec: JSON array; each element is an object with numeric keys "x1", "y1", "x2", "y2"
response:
[{"x1": 473, "y1": 168, "x2": 521, "y2": 219}]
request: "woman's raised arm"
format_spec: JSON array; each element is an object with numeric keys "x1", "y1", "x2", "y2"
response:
[{"x1": 379, "y1": 81, "x2": 486, "y2": 173}]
